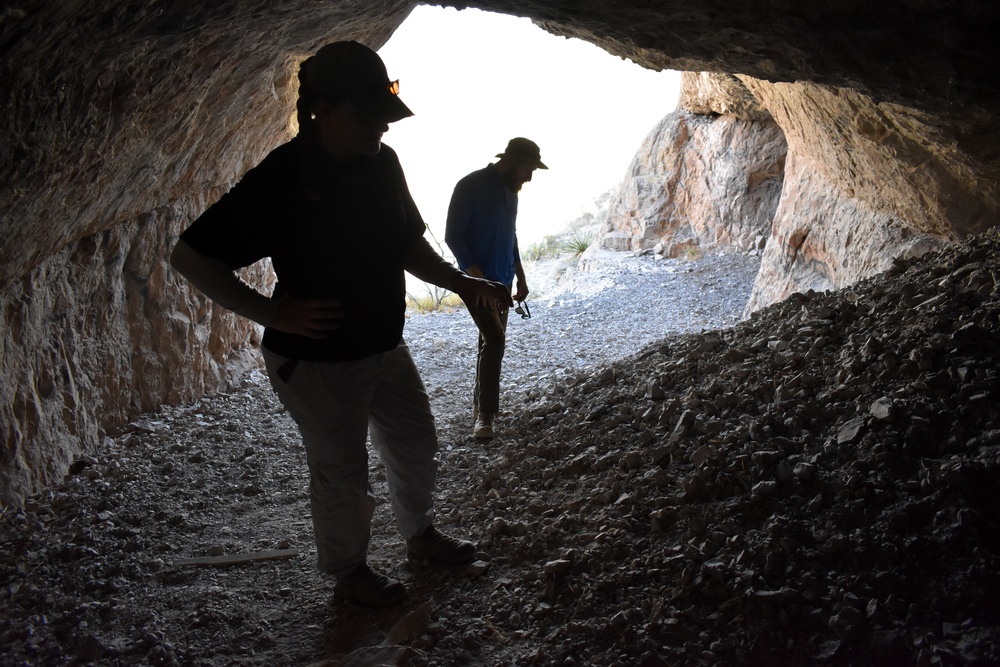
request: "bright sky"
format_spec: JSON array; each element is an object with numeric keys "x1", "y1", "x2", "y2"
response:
[{"x1": 378, "y1": 6, "x2": 681, "y2": 249}]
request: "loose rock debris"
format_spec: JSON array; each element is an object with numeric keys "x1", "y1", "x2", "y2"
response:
[{"x1": 2, "y1": 232, "x2": 1000, "y2": 665}]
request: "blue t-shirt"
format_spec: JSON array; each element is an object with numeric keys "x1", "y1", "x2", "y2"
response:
[{"x1": 444, "y1": 164, "x2": 519, "y2": 285}]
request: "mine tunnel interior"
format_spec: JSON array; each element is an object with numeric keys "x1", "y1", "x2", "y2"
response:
[
  {"x1": 1, "y1": 2, "x2": 996, "y2": 507},
  {"x1": 2, "y1": 1, "x2": 786, "y2": 504},
  {"x1": 1, "y1": 1, "x2": 1000, "y2": 663},
  {"x1": 2, "y1": 0, "x2": 997, "y2": 501}
]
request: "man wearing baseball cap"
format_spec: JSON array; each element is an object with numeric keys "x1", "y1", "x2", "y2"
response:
[
  {"x1": 170, "y1": 41, "x2": 511, "y2": 607},
  {"x1": 445, "y1": 137, "x2": 547, "y2": 439}
]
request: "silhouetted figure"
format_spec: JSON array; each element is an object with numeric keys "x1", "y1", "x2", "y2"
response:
[
  {"x1": 445, "y1": 137, "x2": 546, "y2": 439},
  {"x1": 170, "y1": 41, "x2": 511, "y2": 607}
]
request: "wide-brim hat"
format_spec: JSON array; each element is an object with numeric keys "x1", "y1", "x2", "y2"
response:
[
  {"x1": 496, "y1": 137, "x2": 547, "y2": 169},
  {"x1": 302, "y1": 41, "x2": 413, "y2": 124}
]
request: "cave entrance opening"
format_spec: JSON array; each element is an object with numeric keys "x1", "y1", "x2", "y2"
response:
[{"x1": 376, "y1": 5, "x2": 681, "y2": 257}]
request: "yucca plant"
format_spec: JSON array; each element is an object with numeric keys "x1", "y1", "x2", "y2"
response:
[{"x1": 560, "y1": 231, "x2": 595, "y2": 256}]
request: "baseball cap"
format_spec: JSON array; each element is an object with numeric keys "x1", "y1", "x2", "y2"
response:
[
  {"x1": 496, "y1": 137, "x2": 548, "y2": 169},
  {"x1": 301, "y1": 41, "x2": 413, "y2": 124}
]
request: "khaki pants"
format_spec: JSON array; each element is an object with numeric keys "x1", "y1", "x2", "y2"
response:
[
  {"x1": 263, "y1": 341, "x2": 438, "y2": 576},
  {"x1": 468, "y1": 301, "x2": 510, "y2": 415}
]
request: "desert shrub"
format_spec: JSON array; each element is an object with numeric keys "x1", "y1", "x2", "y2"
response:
[
  {"x1": 406, "y1": 288, "x2": 464, "y2": 314},
  {"x1": 524, "y1": 235, "x2": 561, "y2": 261},
  {"x1": 683, "y1": 245, "x2": 705, "y2": 261},
  {"x1": 560, "y1": 231, "x2": 595, "y2": 256}
]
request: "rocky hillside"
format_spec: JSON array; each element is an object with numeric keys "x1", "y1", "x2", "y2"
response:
[{"x1": 597, "y1": 72, "x2": 787, "y2": 258}]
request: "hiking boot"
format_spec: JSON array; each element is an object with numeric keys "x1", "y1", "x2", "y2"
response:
[
  {"x1": 334, "y1": 562, "x2": 406, "y2": 607},
  {"x1": 473, "y1": 413, "x2": 495, "y2": 439},
  {"x1": 407, "y1": 526, "x2": 477, "y2": 565}
]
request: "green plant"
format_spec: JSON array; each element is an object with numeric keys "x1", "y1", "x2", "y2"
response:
[
  {"x1": 560, "y1": 231, "x2": 595, "y2": 256},
  {"x1": 683, "y1": 245, "x2": 705, "y2": 261},
  {"x1": 524, "y1": 235, "x2": 561, "y2": 262}
]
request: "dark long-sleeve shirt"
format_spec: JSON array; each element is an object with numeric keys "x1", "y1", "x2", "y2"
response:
[{"x1": 445, "y1": 164, "x2": 520, "y2": 285}]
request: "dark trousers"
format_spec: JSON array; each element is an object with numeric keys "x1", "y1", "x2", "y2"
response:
[{"x1": 468, "y1": 301, "x2": 510, "y2": 415}]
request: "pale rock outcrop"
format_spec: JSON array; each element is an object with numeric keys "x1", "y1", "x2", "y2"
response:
[
  {"x1": 599, "y1": 69, "x2": 997, "y2": 315},
  {"x1": 598, "y1": 73, "x2": 787, "y2": 256}
]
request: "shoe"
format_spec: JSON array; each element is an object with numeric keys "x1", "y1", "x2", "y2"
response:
[
  {"x1": 334, "y1": 562, "x2": 406, "y2": 607},
  {"x1": 473, "y1": 413, "x2": 495, "y2": 439},
  {"x1": 407, "y1": 526, "x2": 477, "y2": 565}
]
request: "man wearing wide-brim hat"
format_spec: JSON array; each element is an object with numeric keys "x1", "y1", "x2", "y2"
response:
[{"x1": 445, "y1": 137, "x2": 547, "y2": 439}]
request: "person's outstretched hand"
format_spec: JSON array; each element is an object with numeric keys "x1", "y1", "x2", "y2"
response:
[
  {"x1": 270, "y1": 297, "x2": 343, "y2": 339},
  {"x1": 452, "y1": 274, "x2": 514, "y2": 311}
]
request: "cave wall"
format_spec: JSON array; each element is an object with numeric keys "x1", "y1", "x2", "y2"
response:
[
  {"x1": 0, "y1": 204, "x2": 268, "y2": 502},
  {"x1": 0, "y1": 1, "x2": 414, "y2": 504},
  {"x1": 740, "y1": 77, "x2": 995, "y2": 310},
  {"x1": 1, "y1": 0, "x2": 998, "y2": 503}
]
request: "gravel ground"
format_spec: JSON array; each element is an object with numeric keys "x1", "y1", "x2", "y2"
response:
[
  {"x1": 0, "y1": 248, "x2": 762, "y2": 667},
  {"x1": 5, "y1": 235, "x2": 1000, "y2": 667},
  {"x1": 407, "y1": 248, "x2": 761, "y2": 427}
]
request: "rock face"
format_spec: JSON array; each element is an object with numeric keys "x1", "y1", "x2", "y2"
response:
[
  {"x1": 739, "y1": 77, "x2": 993, "y2": 311},
  {"x1": 0, "y1": 1, "x2": 413, "y2": 504},
  {"x1": 599, "y1": 70, "x2": 995, "y2": 312},
  {"x1": 0, "y1": 214, "x2": 268, "y2": 503},
  {"x1": 598, "y1": 73, "x2": 787, "y2": 256},
  {"x1": 0, "y1": 0, "x2": 998, "y2": 502}
]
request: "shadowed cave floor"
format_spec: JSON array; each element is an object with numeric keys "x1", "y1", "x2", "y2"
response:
[{"x1": 3, "y1": 242, "x2": 1000, "y2": 666}]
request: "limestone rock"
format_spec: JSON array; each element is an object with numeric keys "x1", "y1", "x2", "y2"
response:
[
  {"x1": 598, "y1": 83, "x2": 787, "y2": 254},
  {"x1": 678, "y1": 71, "x2": 772, "y2": 122},
  {"x1": 741, "y1": 78, "x2": 986, "y2": 313}
]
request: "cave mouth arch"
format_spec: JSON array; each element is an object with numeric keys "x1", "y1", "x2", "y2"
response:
[
  {"x1": 373, "y1": 5, "x2": 683, "y2": 253},
  {"x1": 3, "y1": 3, "x2": 1000, "y2": 663},
  {"x1": 0, "y1": 0, "x2": 996, "y2": 508}
]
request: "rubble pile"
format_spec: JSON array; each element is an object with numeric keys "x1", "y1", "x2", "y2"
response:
[
  {"x1": 457, "y1": 228, "x2": 1000, "y2": 665},
  {"x1": 1, "y1": 229, "x2": 999, "y2": 666}
]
